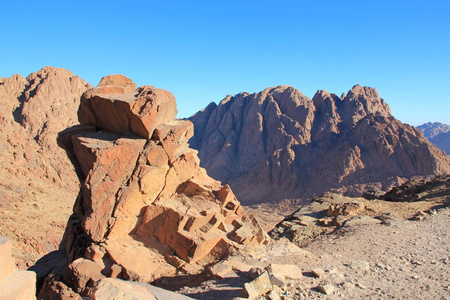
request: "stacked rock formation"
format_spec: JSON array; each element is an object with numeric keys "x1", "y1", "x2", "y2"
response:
[
  {"x1": 53, "y1": 75, "x2": 269, "y2": 297},
  {"x1": 189, "y1": 85, "x2": 450, "y2": 204}
]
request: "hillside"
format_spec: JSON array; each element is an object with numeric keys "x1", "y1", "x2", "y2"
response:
[
  {"x1": 189, "y1": 85, "x2": 450, "y2": 205},
  {"x1": 0, "y1": 67, "x2": 89, "y2": 267}
]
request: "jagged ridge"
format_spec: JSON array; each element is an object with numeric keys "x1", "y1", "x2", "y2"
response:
[{"x1": 189, "y1": 85, "x2": 450, "y2": 205}]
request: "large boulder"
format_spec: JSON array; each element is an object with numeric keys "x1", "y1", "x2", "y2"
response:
[
  {"x1": 78, "y1": 75, "x2": 177, "y2": 139},
  {"x1": 53, "y1": 77, "x2": 270, "y2": 297}
]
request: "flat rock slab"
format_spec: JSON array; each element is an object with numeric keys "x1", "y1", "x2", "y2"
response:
[
  {"x1": 0, "y1": 270, "x2": 36, "y2": 300},
  {"x1": 92, "y1": 278, "x2": 194, "y2": 300}
]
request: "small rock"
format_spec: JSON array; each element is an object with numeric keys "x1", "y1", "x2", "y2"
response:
[
  {"x1": 245, "y1": 272, "x2": 273, "y2": 297},
  {"x1": 342, "y1": 282, "x2": 355, "y2": 290},
  {"x1": 267, "y1": 288, "x2": 281, "y2": 300},
  {"x1": 267, "y1": 263, "x2": 303, "y2": 280},
  {"x1": 268, "y1": 273, "x2": 286, "y2": 287},
  {"x1": 242, "y1": 282, "x2": 260, "y2": 299},
  {"x1": 248, "y1": 267, "x2": 264, "y2": 280},
  {"x1": 311, "y1": 267, "x2": 325, "y2": 278},
  {"x1": 356, "y1": 283, "x2": 367, "y2": 289},
  {"x1": 317, "y1": 284, "x2": 334, "y2": 295},
  {"x1": 350, "y1": 261, "x2": 370, "y2": 272}
]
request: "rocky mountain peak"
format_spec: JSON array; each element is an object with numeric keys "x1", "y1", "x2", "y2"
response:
[
  {"x1": 417, "y1": 122, "x2": 450, "y2": 155},
  {"x1": 189, "y1": 85, "x2": 450, "y2": 204},
  {"x1": 339, "y1": 84, "x2": 392, "y2": 127}
]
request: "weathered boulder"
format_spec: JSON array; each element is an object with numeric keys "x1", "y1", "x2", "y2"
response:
[
  {"x1": 78, "y1": 76, "x2": 177, "y2": 139},
  {"x1": 55, "y1": 77, "x2": 270, "y2": 297}
]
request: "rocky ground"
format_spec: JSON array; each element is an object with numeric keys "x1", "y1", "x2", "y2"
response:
[{"x1": 175, "y1": 176, "x2": 450, "y2": 299}]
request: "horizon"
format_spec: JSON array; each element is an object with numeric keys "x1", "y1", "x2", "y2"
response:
[{"x1": 1, "y1": 1, "x2": 449, "y2": 126}]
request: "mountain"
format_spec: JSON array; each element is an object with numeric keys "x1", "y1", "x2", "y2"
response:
[
  {"x1": 0, "y1": 67, "x2": 90, "y2": 266},
  {"x1": 417, "y1": 122, "x2": 450, "y2": 155},
  {"x1": 189, "y1": 85, "x2": 450, "y2": 205},
  {"x1": 417, "y1": 122, "x2": 450, "y2": 139}
]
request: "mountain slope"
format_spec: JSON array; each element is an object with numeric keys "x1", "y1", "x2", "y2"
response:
[
  {"x1": 0, "y1": 67, "x2": 89, "y2": 266},
  {"x1": 189, "y1": 85, "x2": 450, "y2": 205},
  {"x1": 417, "y1": 122, "x2": 450, "y2": 155}
]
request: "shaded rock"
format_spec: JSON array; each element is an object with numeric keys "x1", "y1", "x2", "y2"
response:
[
  {"x1": 38, "y1": 274, "x2": 81, "y2": 300},
  {"x1": 63, "y1": 258, "x2": 105, "y2": 294}
]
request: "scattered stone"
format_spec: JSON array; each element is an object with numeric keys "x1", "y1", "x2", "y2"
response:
[
  {"x1": 248, "y1": 267, "x2": 264, "y2": 280},
  {"x1": 327, "y1": 202, "x2": 365, "y2": 216},
  {"x1": 350, "y1": 261, "x2": 371, "y2": 272},
  {"x1": 311, "y1": 267, "x2": 326, "y2": 278},
  {"x1": 317, "y1": 284, "x2": 334, "y2": 295},
  {"x1": 249, "y1": 272, "x2": 273, "y2": 296},
  {"x1": 91, "y1": 278, "x2": 193, "y2": 300},
  {"x1": 266, "y1": 263, "x2": 303, "y2": 280},
  {"x1": 413, "y1": 211, "x2": 428, "y2": 221},
  {"x1": 342, "y1": 282, "x2": 355, "y2": 290},
  {"x1": 267, "y1": 288, "x2": 281, "y2": 300}
]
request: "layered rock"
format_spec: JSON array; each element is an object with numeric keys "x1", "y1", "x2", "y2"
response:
[
  {"x1": 53, "y1": 76, "x2": 269, "y2": 297},
  {"x1": 0, "y1": 67, "x2": 89, "y2": 266},
  {"x1": 189, "y1": 85, "x2": 450, "y2": 204}
]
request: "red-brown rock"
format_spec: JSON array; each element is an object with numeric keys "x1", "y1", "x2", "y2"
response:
[
  {"x1": 78, "y1": 77, "x2": 177, "y2": 138},
  {"x1": 58, "y1": 78, "x2": 270, "y2": 295}
]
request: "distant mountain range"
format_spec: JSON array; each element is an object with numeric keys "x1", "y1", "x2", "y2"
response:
[
  {"x1": 417, "y1": 122, "x2": 450, "y2": 155},
  {"x1": 189, "y1": 85, "x2": 450, "y2": 205}
]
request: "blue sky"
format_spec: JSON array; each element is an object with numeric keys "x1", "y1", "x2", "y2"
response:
[{"x1": 1, "y1": 0, "x2": 449, "y2": 125}]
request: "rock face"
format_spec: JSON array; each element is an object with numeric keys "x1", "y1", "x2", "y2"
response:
[
  {"x1": 189, "y1": 85, "x2": 450, "y2": 204},
  {"x1": 0, "y1": 67, "x2": 90, "y2": 266},
  {"x1": 53, "y1": 76, "x2": 269, "y2": 297},
  {"x1": 417, "y1": 122, "x2": 450, "y2": 155}
]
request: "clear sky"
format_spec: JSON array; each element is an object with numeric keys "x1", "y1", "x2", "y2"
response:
[{"x1": 1, "y1": 0, "x2": 449, "y2": 126}]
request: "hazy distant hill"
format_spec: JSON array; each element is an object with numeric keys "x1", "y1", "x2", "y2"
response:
[
  {"x1": 417, "y1": 122, "x2": 450, "y2": 155},
  {"x1": 189, "y1": 85, "x2": 450, "y2": 205}
]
